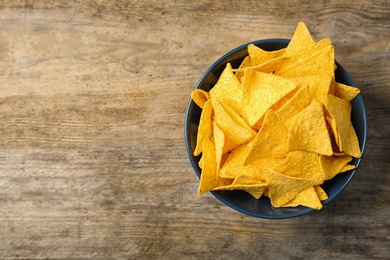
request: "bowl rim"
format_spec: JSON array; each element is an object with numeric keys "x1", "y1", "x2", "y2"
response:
[{"x1": 184, "y1": 38, "x2": 367, "y2": 219}]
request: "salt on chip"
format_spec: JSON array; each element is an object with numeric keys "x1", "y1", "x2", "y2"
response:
[
  {"x1": 323, "y1": 94, "x2": 361, "y2": 158},
  {"x1": 242, "y1": 70, "x2": 296, "y2": 127},
  {"x1": 288, "y1": 101, "x2": 333, "y2": 156},
  {"x1": 245, "y1": 109, "x2": 289, "y2": 164}
]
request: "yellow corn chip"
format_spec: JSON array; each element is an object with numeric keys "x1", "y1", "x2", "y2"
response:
[
  {"x1": 334, "y1": 82, "x2": 360, "y2": 101},
  {"x1": 245, "y1": 109, "x2": 289, "y2": 164},
  {"x1": 281, "y1": 186, "x2": 323, "y2": 210},
  {"x1": 263, "y1": 168, "x2": 312, "y2": 207},
  {"x1": 194, "y1": 100, "x2": 213, "y2": 156},
  {"x1": 288, "y1": 101, "x2": 333, "y2": 156},
  {"x1": 319, "y1": 154, "x2": 353, "y2": 180},
  {"x1": 242, "y1": 70, "x2": 296, "y2": 127},
  {"x1": 209, "y1": 63, "x2": 244, "y2": 116},
  {"x1": 285, "y1": 21, "x2": 315, "y2": 57},
  {"x1": 274, "y1": 151, "x2": 324, "y2": 185},
  {"x1": 191, "y1": 89, "x2": 210, "y2": 109},
  {"x1": 323, "y1": 94, "x2": 361, "y2": 158}
]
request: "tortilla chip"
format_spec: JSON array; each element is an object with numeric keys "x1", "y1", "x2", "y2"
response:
[
  {"x1": 323, "y1": 94, "x2": 361, "y2": 158},
  {"x1": 191, "y1": 89, "x2": 210, "y2": 109},
  {"x1": 281, "y1": 186, "x2": 323, "y2": 210},
  {"x1": 194, "y1": 100, "x2": 213, "y2": 156},
  {"x1": 242, "y1": 70, "x2": 296, "y2": 127},
  {"x1": 287, "y1": 101, "x2": 333, "y2": 156},
  {"x1": 274, "y1": 151, "x2": 324, "y2": 185},
  {"x1": 263, "y1": 168, "x2": 312, "y2": 207},
  {"x1": 209, "y1": 63, "x2": 244, "y2": 116},
  {"x1": 319, "y1": 154, "x2": 353, "y2": 180},
  {"x1": 285, "y1": 21, "x2": 315, "y2": 57},
  {"x1": 245, "y1": 109, "x2": 289, "y2": 164},
  {"x1": 334, "y1": 82, "x2": 360, "y2": 101}
]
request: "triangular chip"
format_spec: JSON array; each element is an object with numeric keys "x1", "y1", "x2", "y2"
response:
[
  {"x1": 211, "y1": 99, "x2": 255, "y2": 152},
  {"x1": 198, "y1": 138, "x2": 218, "y2": 195},
  {"x1": 276, "y1": 38, "x2": 334, "y2": 78},
  {"x1": 248, "y1": 43, "x2": 286, "y2": 66},
  {"x1": 194, "y1": 100, "x2": 213, "y2": 156},
  {"x1": 219, "y1": 143, "x2": 265, "y2": 181},
  {"x1": 314, "y1": 185, "x2": 328, "y2": 201},
  {"x1": 274, "y1": 151, "x2": 324, "y2": 185},
  {"x1": 212, "y1": 121, "x2": 226, "y2": 171},
  {"x1": 263, "y1": 168, "x2": 312, "y2": 207},
  {"x1": 242, "y1": 70, "x2": 296, "y2": 127},
  {"x1": 285, "y1": 21, "x2": 315, "y2": 57},
  {"x1": 191, "y1": 89, "x2": 210, "y2": 109},
  {"x1": 281, "y1": 186, "x2": 323, "y2": 210},
  {"x1": 323, "y1": 94, "x2": 361, "y2": 158},
  {"x1": 245, "y1": 109, "x2": 289, "y2": 164},
  {"x1": 290, "y1": 74, "x2": 333, "y2": 104},
  {"x1": 276, "y1": 85, "x2": 311, "y2": 129},
  {"x1": 209, "y1": 63, "x2": 244, "y2": 116},
  {"x1": 287, "y1": 101, "x2": 333, "y2": 155},
  {"x1": 334, "y1": 82, "x2": 360, "y2": 101},
  {"x1": 319, "y1": 154, "x2": 353, "y2": 180}
]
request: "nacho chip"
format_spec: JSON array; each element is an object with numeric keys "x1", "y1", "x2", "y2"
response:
[
  {"x1": 191, "y1": 89, "x2": 210, "y2": 109},
  {"x1": 211, "y1": 99, "x2": 255, "y2": 152},
  {"x1": 213, "y1": 178, "x2": 267, "y2": 199},
  {"x1": 314, "y1": 185, "x2": 328, "y2": 201},
  {"x1": 334, "y1": 82, "x2": 360, "y2": 101},
  {"x1": 219, "y1": 143, "x2": 265, "y2": 180},
  {"x1": 276, "y1": 38, "x2": 334, "y2": 78},
  {"x1": 245, "y1": 109, "x2": 289, "y2": 164},
  {"x1": 323, "y1": 94, "x2": 361, "y2": 158},
  {"x1": 288, "y1": 101, "x2": 333, "y2": 156},
  {"x1": 281, "y1": 186, "x2": 323, "y2": 210},
  {"x1": 276, "y1": 85, "x2": 311, "y2": 129},
  {"x1": 194, "y1": 100, "x2": 213, "y2": 156},
  {"x1": 319, "y1": 154, "x2": 353, "y2": 180},
  {"x1": 274, "y1": 151, "x2": 324, "y2": 185},
  {"x1": 198, "y1": 138, "x2": 218, "y2": 195},
  {"x1": 285, "y1": 21, "x2": 315, "y2": 57},
  {"x1": 242, "y1": 70, "x2": 296, "y2": 127},
  {"x1": 263, "y1": 168, "x2": 312, "y2": 207},
  {"x1": 209, "y1": 63, "x2": 244, "y2": 116},
  {"x1": 248, "y1": 43, "x2": 286, "y2": 65}
]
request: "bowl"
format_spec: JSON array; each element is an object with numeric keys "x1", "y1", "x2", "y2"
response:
[{"x1": 184, "y1": 38, "x2": 367, "y2": 219}]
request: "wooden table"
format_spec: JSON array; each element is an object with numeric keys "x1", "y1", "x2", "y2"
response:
[{"x1": 0, "y1": 1, "x2": 389, "y2": 259}]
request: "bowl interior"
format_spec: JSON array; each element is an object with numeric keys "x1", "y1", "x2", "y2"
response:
[{"x1": 185, "y1": 39, "x2": 367, "y2": 219}]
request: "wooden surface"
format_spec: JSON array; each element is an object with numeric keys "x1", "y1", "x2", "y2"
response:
[{"x1": 0, "y1": 1, "x2": 389, "y2": 259}]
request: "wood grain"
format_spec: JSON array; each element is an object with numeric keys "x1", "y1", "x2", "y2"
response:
[{"x1": 0, "y1": 0, "x2": 389, "y2": 259}]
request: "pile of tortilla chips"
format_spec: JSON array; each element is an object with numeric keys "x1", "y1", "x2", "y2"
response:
[{"x1": 191, "y1": 22, "x2": 361, "y2": 210}]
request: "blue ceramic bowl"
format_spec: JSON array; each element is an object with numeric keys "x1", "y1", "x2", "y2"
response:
[{"x1": 184, "y1": 39, "x2": 367, "y2": 219}]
